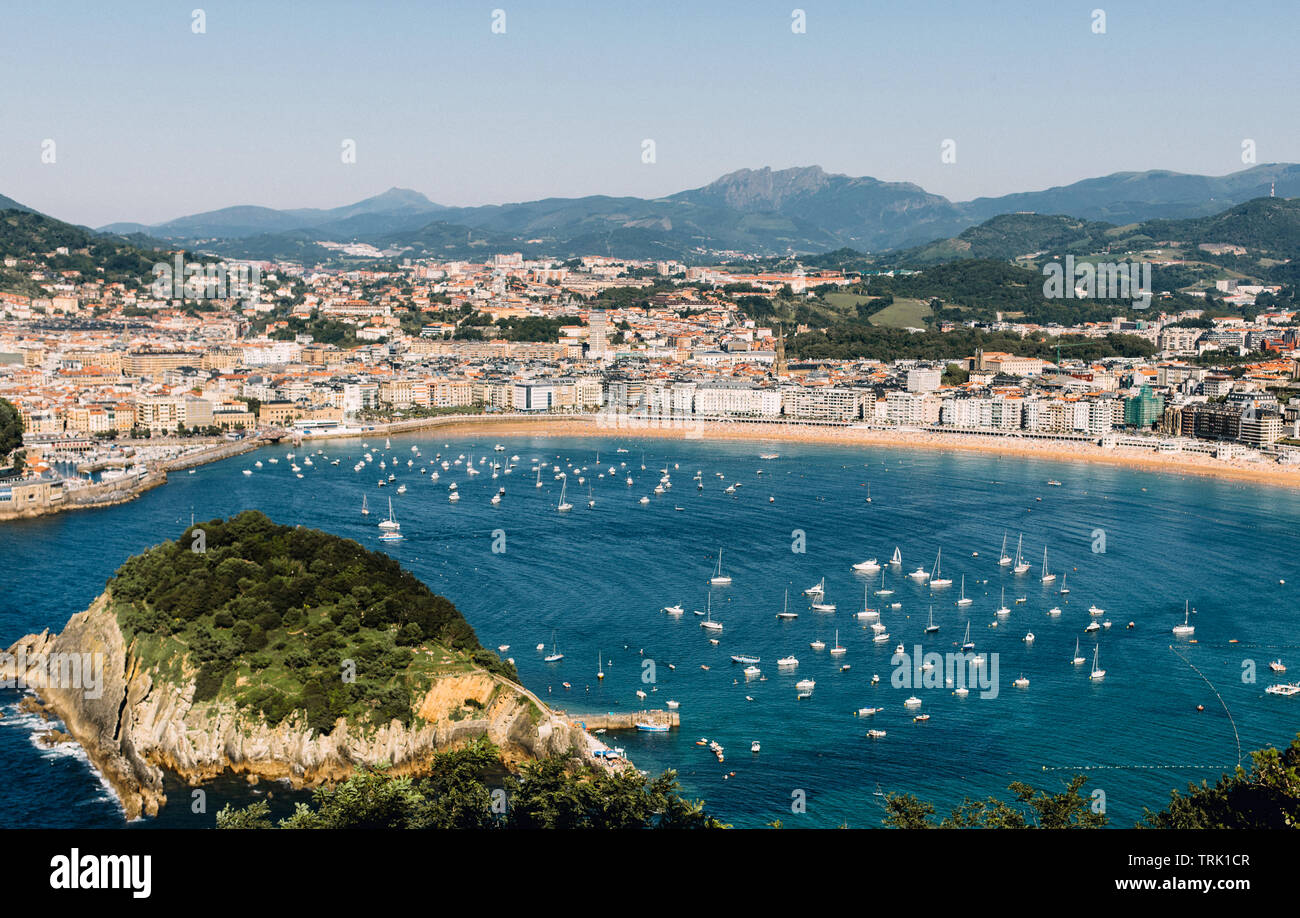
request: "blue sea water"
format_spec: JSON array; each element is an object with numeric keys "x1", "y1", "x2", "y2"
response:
[{"x1": 2, "y1": 433, "x2": 1298, "y2": 829}]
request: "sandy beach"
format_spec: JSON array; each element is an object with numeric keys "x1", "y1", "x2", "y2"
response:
[{"x1": 380, "y1": 414, "x2": 1300, "y2": 491}]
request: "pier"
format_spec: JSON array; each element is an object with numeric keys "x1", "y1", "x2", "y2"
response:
[{"x1": 562, "y1": 709, "x2": 680, "y2": 731}]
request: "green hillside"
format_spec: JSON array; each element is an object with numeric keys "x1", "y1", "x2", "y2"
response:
[{"x1": 108, "y1": 510, "x2": 514, "y2": 734}]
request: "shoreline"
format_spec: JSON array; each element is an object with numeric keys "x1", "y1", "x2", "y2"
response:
[
  {"x1": 8, "y1": 412, "x2": 1298, "y2": 526},
  {"x1": 362, "y1": 415, "x2": 1300, "y2": 491}
]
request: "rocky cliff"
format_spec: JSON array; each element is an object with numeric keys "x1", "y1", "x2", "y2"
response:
[{"x1": 2, "y1": 592, "x2": 586, "y2": 820}]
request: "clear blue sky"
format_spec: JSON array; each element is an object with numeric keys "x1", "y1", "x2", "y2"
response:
[{"x1": 2, "y1": 0, "x2": 1296, "y2": 226}]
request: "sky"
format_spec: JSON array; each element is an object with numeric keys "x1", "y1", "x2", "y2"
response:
[{"x1": 1, "y1": 0, "x2": 1297, "y2": 227}]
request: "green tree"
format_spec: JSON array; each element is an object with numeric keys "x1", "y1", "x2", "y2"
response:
[
  {"x1": 0, "y1": 397, "x2": 23, "y2": 464},
  {"x1": 1142, "y1": 734, "x2": 1300, "y2": 829},
  {"x1": 883, "y1": 775, "x2": 1107, "y2": 828}
]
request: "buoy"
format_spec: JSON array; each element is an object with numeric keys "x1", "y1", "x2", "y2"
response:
[{"x1": 1196, "y1": 704, "x2": 1205, "y2": 712}]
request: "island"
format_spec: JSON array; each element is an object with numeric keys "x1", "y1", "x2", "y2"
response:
[{"x1": 1, "y1": 511, "x2": 599, "y2": 820}]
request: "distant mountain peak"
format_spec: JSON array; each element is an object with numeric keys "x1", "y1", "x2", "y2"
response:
[
  {"x1": 693, "y1": 165, "x2": 835, "y2": 209},
  {"x1": 369, "y1": 187, "x2": 438, "y2": 207}
]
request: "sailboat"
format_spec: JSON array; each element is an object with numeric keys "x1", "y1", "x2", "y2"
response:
[
  {"x1": 866, "y1": 482, "x2": 872, "y2": 503},
  {"x1": 1060, "y1": 572, "x2": 1070, "y2": 595},
  {"x1": 776, "y1": 589, "x2": 798, "y2": 620},
  {"x1": 557, "y1": 476, "x2": 573, "y2": 512},
  {"x1": 925, "y1": 606, "x2": 939, "y2": 634},
  {"x1": 804, "y1": 578, "x2": 825, "y2": 597},
  {"x1": 1172, "y1": 600, "x2": 1195, "y2": 636},
  {"x1": 587, "y1": 484, "x2": 595, "y2": 509},
  {"x1": 855, "y1": 584, "x2": 878, "y2": 620},
  {"x1": 1040, "y1": 546, "x2": 1056, "y2": 583},
  {"x1": 996, "y1": 587, "x2": 1010, "y2": 616},
  {"x1": 535, "y1": 467, "x2": 543, "y2": 488},
  {"x1": 830, "y1": 630, "x2": 846, "y2": 656},
  {"x1": 998, "y1": 531, "x2": 1011, "y2": 566},
  {"x1": 1090, "y1": 645, "x2": 1105, "y2": 680},
  {"x1": 961, "y1": 621, "x2": 974, "y2": 651},
  {"x1": 890, "y1": 547, "x2": 902, "y2": 566},
  {"x1": 378, "y1": 497, "x2": 400, "y2": 531},
  {"x1": 929, "y1": 548, "x2": 952, "y2": 587},
  {"x1": 811, "y1": 586, "x2": 836, "y2": 612},
  {"x1": 700, "y1": 593, "x2": 723, "y2": 631},
  {"x1": 710, "y1": 549, "x2": 732, "y2": 585},
  {"x1": 956, "y1": 575, "x2": 972, "y2": 606},
  {"x1": 1071, "y1": 638, "x2": 1086, "y2": 665},
  {"x1": 1012, "y1": 534, "x2": 1029, "y2": 574},
  {"x1": 875, "y1": 569, "x2": 894, "y2": 597},
  {"x1": 544, "y1": 632, "x2": 563, "y2": 663},
  {"x1": 360, "y1": 494, "x2": 370, "y2": 516}
]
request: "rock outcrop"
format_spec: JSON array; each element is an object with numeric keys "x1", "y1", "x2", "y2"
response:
[{"x1": 2, "y1": 592, "x2": 586, "y2": 820}]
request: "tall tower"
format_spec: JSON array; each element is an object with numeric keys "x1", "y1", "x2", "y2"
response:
[
  {"x1": 774, "y1": 324, "x2": 787, "y2": 377},
  {"x1": 587, "y1": 309, "x2": 608, "y2": 361}
]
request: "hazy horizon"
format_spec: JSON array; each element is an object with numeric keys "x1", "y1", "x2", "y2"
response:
[
  {"x1": 79, "y1": 160, "x2": 1297, "y2": 232},
  {"x1": 3, "y1": 0, "x2": 1298, "y2": 226}
]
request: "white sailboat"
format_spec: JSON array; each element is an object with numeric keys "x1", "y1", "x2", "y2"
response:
[
  {"x1": 890, "y1": 547, "x2": 902, "y2": 566},
  {"x1": 1013, "y1": 534, "x2": 1029, "y2": 574},
  {"x1": 710, "y1": 549, "x2": 732, "y2": 586},
  {"x1": 378, "y1": 497, "x2": 400, "y2": 531},
  {"x1": 811, "y1": 582, "x2": 835, "y2": 612},
  {"x1": 1040, "y1": 546, "x2": 1056, "y2": 583},
  {"x1": 961, "y1": 621, "x2": 974, "y2": 651},
  {"x1": 360, "y1": 494, "x2": 370, "y2": 516},
  {"x1": 996, "y1": 587, "x2": 1010, "y2": 616},
  {"x1": 929, "y1": 548, "x2": 952, "y2": 587},
  {"x1": 804, "y1": 578, "x2": 825, "y2": 597},
  {"x1": 776, "y1": 589, "x2": 798, "y2": 620},
  {"x1": 1090, "y1": 645, "x2": 1105, "y2": 680},
  {"x1": 854, "y1": 584, "x2": 878, "y2": 620},
  {"x1": 925, "y1": 605, "x2": 939, "y2": 634},
  {"x1": 956, "y1": 575, "x2": 972, "y2": 606},
  {"x1": 557, "y1": 475, "x2": 572, "y2": 512},
  {"x1": 1071, "y1": 638, "x2": 1086, "y2": 665},
  {"x1": 700, "y1": 593, "x2": 723, "y2": 631},
  {"x1": 544, "y1": 631, "x2": 563, "y2": 663},
  {"x1": 875, "y1": 569, "x2": 893, "y2": 597},
  {"x1": 998, "y1": 531, "x2": 1011, "y2": 566},
  {"x1": 830, "y1": 630, "x2": 846, "y2": 656},
  {"x1": 1172, "y1": 600, "x2": 1195, "y2": 636}
]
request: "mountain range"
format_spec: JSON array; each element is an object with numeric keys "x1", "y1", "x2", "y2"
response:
[{"x1": 5, "y1": 163, "x2": 1299, "y2": 262}]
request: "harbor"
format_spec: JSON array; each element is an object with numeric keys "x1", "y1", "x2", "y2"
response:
[{"x1": 3, "y1": 431, "x2": 1298, "y2": 827}]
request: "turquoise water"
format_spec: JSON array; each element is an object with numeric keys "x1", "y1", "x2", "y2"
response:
[{"x1": 2, "y1": 433, "x2": 1298, "y2": 828}]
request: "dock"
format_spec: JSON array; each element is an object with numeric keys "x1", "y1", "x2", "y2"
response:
[{"x1": 562, "y1": 709, "x2": 680, "y2": 731}]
